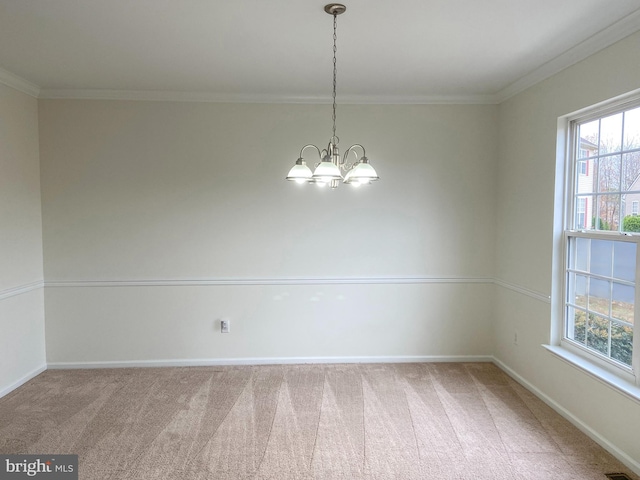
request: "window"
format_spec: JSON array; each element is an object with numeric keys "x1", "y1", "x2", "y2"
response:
[
  {"x1": 562, "y1": 99, "x2": 640, "y2": 384},
  {"x1": 576, "y1": 197, "x2": 587, "y2": 228},
  {"x1": 578, "y1": 160, "x2": 588, "y2": 175}
]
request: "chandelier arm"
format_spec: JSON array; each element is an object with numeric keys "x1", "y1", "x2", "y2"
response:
[
  {"x1": 342, "y1": 144, "x2": 367, "y2": 164},
  {"x1": 342, "y1": 147, "x2": 359, "y2": 169},
  {"x1": 299, "y1": 144, "x2": 323, "y2": 160}
]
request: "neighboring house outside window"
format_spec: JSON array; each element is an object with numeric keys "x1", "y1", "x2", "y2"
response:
[
  {"x1": 626, "y1": 177, "x2": 640, "y2": 219},
  {"x1": 578, "y1": 160, "x2": 587, "y2": 175},
  {"x1": 576, "y1": 197, "x2": 587, "y2": 228},
  {"x1": 575, "y1": 138, "x2": 596, "y2": 227},
  {"x1": 562, "y1": 100, "x2": 640, "y2": 386}
]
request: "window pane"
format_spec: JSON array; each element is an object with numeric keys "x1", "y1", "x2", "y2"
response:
[
  {"x1": 613, "y1": 242, "x2": 636, "y2": 282},
  {"x1": 612, "y1": 283, "x2": 634, "y2": 324},
  {"x1": 567, "y1": 306, "x2": 586, "y2": 345},
  {"x1": 590, "y1": 240, "x2": 613, "y2": 276},
  {"x1": 573, "y1": 274, "x2": 587, "y2": 308},
  {"x1": 576, "y1": 164, "x2": 595, "y2": 195},
  {"x1": 574, "y1": 196, "x2": 589, "y2": 229},
  {"x1": 594, "y1": 195, "x2": 620, "y2": 231},
  {"x1": 621, "y1": 153, "x2": 640, "y2": 191},
  {"x1": 578, "y1": 120, "x2": 599, "y2": 157},
  {"x1": 588, "y1": 278, "x2": 610, "y2": 316},
  {"x1": 597, "y1": 155, "x2": 621, "y2": 193},
  {"x1": 623, "y1": 106, "x2": 640, "y2": 150},
  {"x1": 611, "y1": 322, "x2": 633, "y2": 366},
  {"x1": 586, "y1": 314, "x2": 610, "y2": 356},
  {"x1": 623, "y1": 212, "x2": 640, "y2": 233},
  {"x1": 575, "y1": 237, "x2": 589, "y2": 271},
  {"x1": 600, "y1": 112, "x2": 623, "y2": 154}
]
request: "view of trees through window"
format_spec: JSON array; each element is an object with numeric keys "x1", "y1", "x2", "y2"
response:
[{"x1": 575, "y1": 106, "x2": 640, "y2": 233}]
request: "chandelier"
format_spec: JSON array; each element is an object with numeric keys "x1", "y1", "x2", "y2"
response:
[{"x1": 285, "y1": 3, "x2": 379, "y2": 189}]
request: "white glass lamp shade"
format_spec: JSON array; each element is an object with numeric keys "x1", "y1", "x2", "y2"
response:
[
  {"x1": 345, "y1": 170, "x2": 361, "y2": 187},
  {"x1": 344, "y1": 158, "x2": 379, "y2": 184},
  {"x1": 343, "y1": 167, "x2": 355, "y2": 184},
  {"x1": 312, "y1": 160, "x2": 343, "y2": 183},
  {"x1": 286, "y1": 159, "x2": 313, "y2": 183}
]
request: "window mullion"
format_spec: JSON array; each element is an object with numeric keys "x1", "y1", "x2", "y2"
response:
[
  {"x1": 619, "y1": 113, "x2": 626, "y2": 233},
  {"x1": 570, "y1": 122, "x2": 578, "y2": 230},
  {"x1": 634, "y1": 245, "x2": 640, "y2": 385}
]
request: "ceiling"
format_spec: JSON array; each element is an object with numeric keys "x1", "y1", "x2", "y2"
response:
[{"x1": 0, "y1": 0, "x2": 639, "y2": 103}]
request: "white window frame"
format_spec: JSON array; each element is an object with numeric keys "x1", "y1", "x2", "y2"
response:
[
  {"x1": 633, "y1": 201, "x2": 639, "y2": 216},
  {"x1": 552, "y1": 91, "x2": 640, "y2": 396}
]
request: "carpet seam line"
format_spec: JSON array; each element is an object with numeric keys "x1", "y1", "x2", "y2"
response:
[
  {"x1": 307, "y1": 368, "x2": 326, "y2": 473},
  {"x1": 251, "y1": 367, "x2": 284, "y2": 480}
]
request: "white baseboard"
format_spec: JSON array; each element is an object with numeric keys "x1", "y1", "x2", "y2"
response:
[
  {"x1": 0, "y1": 364, "x2": 47, "y2": 399},
  {"x1": 492, "y1": 356, "x2": 640, "y2": 476},
  {"x1": 47, "y1": 354, "x2": 494, "y2": 369}
]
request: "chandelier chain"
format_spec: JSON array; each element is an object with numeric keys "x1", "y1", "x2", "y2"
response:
[{"x1": 332, "y1": 12, "x2": 338, "y2": 144}]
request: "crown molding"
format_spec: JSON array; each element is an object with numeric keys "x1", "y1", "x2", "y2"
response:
[
  {"x1": 38, "y1": 89, "x2": 326, "y2": 104},
  {"x1": 494, "y1": 7, "x2": 640, "y2": 103},
  {"x1": 0, "y1": 67, "x2": 40, "y2": 97},
  {"x1": 38, "y1": 88, "x2": 497, "y2": 105},
  {"x1": 339, "y1": 94, "x2": 498, "y2": 105},
  {"x1": 44, "y1": 275, "x2": 494, "y2": 288}
]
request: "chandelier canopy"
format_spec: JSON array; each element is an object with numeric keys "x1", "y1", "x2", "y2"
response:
[{"x1": 286, "y1": 4, "x2": 379, "y2": 189}]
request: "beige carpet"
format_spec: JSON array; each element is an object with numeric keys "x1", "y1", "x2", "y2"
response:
[{"x1": 0, "y1": 363, "x2": 636, "y2": 480}]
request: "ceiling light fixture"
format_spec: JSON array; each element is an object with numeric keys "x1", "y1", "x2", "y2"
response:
[{"x1": 286, "y1": 4, "x2": 379, "y2": 189}]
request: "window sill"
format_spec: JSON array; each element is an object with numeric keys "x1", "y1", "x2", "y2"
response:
[{"x1": 542, "y1": 344, "x2": 640, "y2": 404}]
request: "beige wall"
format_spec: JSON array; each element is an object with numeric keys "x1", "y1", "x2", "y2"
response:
[
  {"x1": 39, "y1": 102, "x2": 497, "y2": 281},
  {"x1": 494, "y1": 31, "x2": 640, "y2": 469},
  {"x1": 38, "y1": 101, "x2": 498, "y2": 363},
  {"x1": 0, "y1": 83, "x2": 45, "y2": 393}
]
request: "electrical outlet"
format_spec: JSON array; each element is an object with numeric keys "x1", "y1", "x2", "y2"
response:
[{"x1": 221, "y1": 319, "x2": 230, "y2": 333}]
